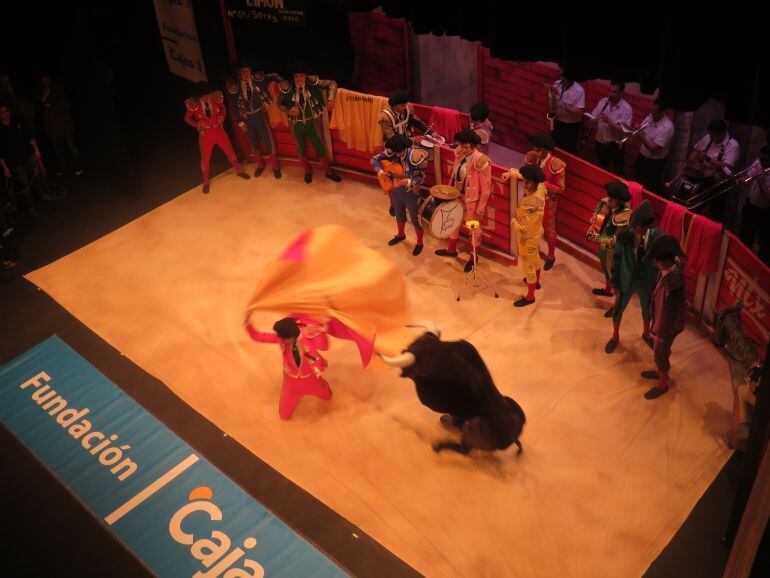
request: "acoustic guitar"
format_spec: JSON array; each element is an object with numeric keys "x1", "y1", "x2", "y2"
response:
[{"x1": 377, "y1": 159, "x2": 410, "y2": 193}]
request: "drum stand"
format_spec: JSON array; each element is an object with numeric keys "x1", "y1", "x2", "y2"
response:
[{"x1": 456, "y1": 221, "x2": 499, "y2": 302}]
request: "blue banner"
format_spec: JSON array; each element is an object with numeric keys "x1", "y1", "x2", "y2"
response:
[{"x1": 0, "y1": 336, "x2": 347, "y2": 578}]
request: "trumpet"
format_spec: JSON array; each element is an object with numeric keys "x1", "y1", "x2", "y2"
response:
[{"x1": 616, "y1": 118, "x2": 652, "y2": 148}]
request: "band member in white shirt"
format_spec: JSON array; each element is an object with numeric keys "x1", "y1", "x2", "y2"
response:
[
  {"x1": 589, "y1": 80, "x2": 633, "y2": 176},
  {"x1": 739, "y1": 145, "x2": 770, "y2": 264},
  {"x1": 634, "y1": 98, "x2": 675, "y2": 194},
  {"x1": 689, "y1": 118, "x2": 740, "y2": 223},
  {"x1": 550, "y1": 73, "x2": 585, "y2": 154}
]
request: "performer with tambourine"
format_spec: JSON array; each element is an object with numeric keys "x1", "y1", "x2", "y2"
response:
[
  {"x1": 371, "y1": 134, "x2": 430, "y2": 256},
  {"x1": 435, "y1": 129, "x2": 492, "y2": 272}
]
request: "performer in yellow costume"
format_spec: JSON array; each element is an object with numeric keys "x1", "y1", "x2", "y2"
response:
[{"x1": 504, "y1": 164, "x2": 547, "y2": 307}]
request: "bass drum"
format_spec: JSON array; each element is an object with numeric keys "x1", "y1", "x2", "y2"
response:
[{"x1": 418, "y1": 195, "x2": 464, "y2": 239}]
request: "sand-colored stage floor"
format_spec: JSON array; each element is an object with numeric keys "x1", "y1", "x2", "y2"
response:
[{"x1": 28, "y1": 167, "x2": 733, "y2": 578}]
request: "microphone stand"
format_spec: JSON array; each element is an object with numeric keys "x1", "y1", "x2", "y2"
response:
[{"x1": 456, "y1": 220, "x2": 500, "y2": 302}]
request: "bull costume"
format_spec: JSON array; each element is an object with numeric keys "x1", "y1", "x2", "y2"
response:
[
  {"x1": 233, "y1": 64, "x2": 282, "y2": 178},
  {"x1": 605, "y1": 200, "x2": 662, "y2": 353},
  {"x1": 372, "y1": 134, "x2": 429, "y2": 256},
  {"x1": 184, "y1": 84, "x2": 250, "y2": 194},
  {"x1": 640, "y1": 234, "x2": 687, "y2": 400},
  {"x1": 278, "y1": 62, "x2": 341, "y2": 183},
  {"x1": 506, "y1": 164, "x2": 547, "y2": 307},
  {"x1": 244, "y1": 315, "x2": 331, "y2": 419},
  {"x1": 435, "y1": 129, "x2": 492, "y2": 273},
  {"x1": 380, "y1": 322, "x2": 526, "y2": 456},
  {"x1": 469, "y1": 102, "x2": 493, "y2": 155},
  {"x1": 524, "y1": 132, "x2": 566, "y2": 270},
  {"x1": 588, "y1": 181, "x2": 631, "y2": 301}
]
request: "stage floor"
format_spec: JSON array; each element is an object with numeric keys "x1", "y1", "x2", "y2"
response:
[{"x1": 27, "y1": 167, "x2": 734, "y2": 578}]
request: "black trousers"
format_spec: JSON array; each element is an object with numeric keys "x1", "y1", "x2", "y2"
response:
[
  {"x1": 552, "y1": 121, "x2": 580, "y2": 155},
  {"x1": 740, "y1": 201, "x2": 770, "y2": 265},
  {"x1": 634, "y1": 154, "x2": 666, "y2": 194},
  {"x1": 595, "y1": 140, "x2": 625, "y2": 176}
]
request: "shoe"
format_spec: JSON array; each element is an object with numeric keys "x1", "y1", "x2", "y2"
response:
[
  {"x1": 644, "y1": 386, "x2": 669, "y2": 400},
  {"x1": 2, "y1": 259, "x2": 19, "y2": 269},
  {"x1": 604, "y1": 307, "x2": 614, "y2": 318},
  {"x1": 55, "y1": 170, "x2": 65, "y2": 177},
  {"x1": 388, "y1": 235, "x2": 406, "y2": 246},
  {"x1": 202, "y1": 183, "x2": 210, "y2": 194},
  {"x1": 273, "y1": 169, "x2": 282, "y2": 179},
  {"x1": 604, "y1": 337, "x2": 619, "y2": 354},
  {"x1": 641, "y1": 370, "x2": 659, "y2": 379},
  {"x1": 464, "y1": 257, "x2": 475, "y2": 272},
  {"x1": 236, "y1": 171, "x2": 251, "y2": 180},
  {"x1": 522, "y1": 277, "x2": 541, "y2": 289},
  {"x1": 389, "y1": 206, "x2": 395, "y2": 217},
  {"x1": 592, "y1": 288, "x2": 613, "y2": 297},
  {"x1": 74, "y1": 168, "x2": 84, "y2": 176},
  {"x1": 544, "y1": 258, "x2": 555, "y2": 271},
  {"x1": 304, "y1": 173, "x2": 313, "y2": 184},
  {"x1": 439, "y1": 415, "x2": 463, "y2": 433},
  {"x1": 254, "y1": 166, "x2": 264, "y2": 178},
  {"x1": 325, "y1": 173, "x2": 342, "y2": 182},
  {"x1": 412, "y1": 244, "x2": 423, "y2": 256},
  {"x1": 514, "y1": 296, "x2": 535, "y2": 307},
  {"x1": 435, "y1": 249, "x2": 458, "y2": 257},
  {"x1": 642, "y1": 334, "x2": 654, "y2": 349}
]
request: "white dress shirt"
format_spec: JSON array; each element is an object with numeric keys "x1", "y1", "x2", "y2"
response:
[
  {"x1": 746, "y1": 158, "x2": 770, "y2": 208},
  {"x1": 639, "y1": 114, "x2": 675, "y2": 160},
  {"x1": 554, "y1": 80, "x2": 585, "y2": 124},
  {"x1": 693, "y1": 133, "x2": 740, "y2": 177},
  {"x1": 592, "y1": 97, "x2": 633, "y2": 143}
]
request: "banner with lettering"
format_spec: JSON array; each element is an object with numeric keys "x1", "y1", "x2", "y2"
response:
[
  {"x1": 225, "y1": 0, "x2": 306, "y2": 25},
  {"x1": 0, "y1": 336, "x2": 346, "y2": 578},
  {"x1": 152, "y1": 0, "x2": 207, "y2": 83}
]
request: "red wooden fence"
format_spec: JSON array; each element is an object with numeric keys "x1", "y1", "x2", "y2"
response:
[{"x1": 348, "y1": 11, "x2": 410, "y2": 98}]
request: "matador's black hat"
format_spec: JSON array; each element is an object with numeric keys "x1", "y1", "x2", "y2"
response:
[
  {"x1": 385, "y1": 134, "x2": 412, "y2": 153},
  {"x1": 273, "y1": 317, "x2": 300, "y2": 339},
  {"x1": 643, "y1": 233, "x2": 685, "y2": 261},
  {"x1": 529, "y1": 131, "x2": 556, "y2": 151},
  {"x1": 470, "y1": 101, "x2": 489, "y2": 122},
  {"x1": 455, "y1": 128, "x2": 482, "y2": 145},
  {"x1": 388, "y1": 89, "x2": 410, "y2": 107},
  {"x1": 605, "y1": 181, "x2": 631, "y2": 202},
  {"x1": 287, "y1": 61, "x2": 313, "y2": 75},
  {"x1": 630, "y1": 199, "x2": 655, "y2": 228},
  {"x1": 520, "y1": 164, "x2": 546, "y2": 183},
  {"x1": 192, "y1": 80, "x2": 217, "y2": 97}
]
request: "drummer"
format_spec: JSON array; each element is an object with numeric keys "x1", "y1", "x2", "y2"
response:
[
  {"x1": 372, "y1": 134, "x2": 430, "y2": 256},
  {"x1": 435, "y1": 129, "x2": 492, "y2": 272}
]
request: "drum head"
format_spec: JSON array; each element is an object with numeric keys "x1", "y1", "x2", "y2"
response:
[
  {"x1": 429, "y1": 184, "x2": 461, "y2": 200},
  {"x1": 419, "y1": 197, "x2": 464, "y2": 239},
  {"x1": 419, "y1": 139, "x2": 435, "y2": 149}
]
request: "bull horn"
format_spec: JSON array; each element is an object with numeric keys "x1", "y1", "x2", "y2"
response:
[
  {"x1": 406, "y1": 320, "x2": 440, "y2": 337},
  {"x1": 379, "y1": 351, "x2": 416, "y2": 368}
]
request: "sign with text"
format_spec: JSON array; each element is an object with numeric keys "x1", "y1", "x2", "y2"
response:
[
  {"x1": 225, "y1": 0, "x2": 306, "y2": 25},
  {"x1": 0, "y1": 336, "x2": 346, "y2": 578},
  {"x1": 153, "y1": 0, "x2": 207, "y2": 83}
]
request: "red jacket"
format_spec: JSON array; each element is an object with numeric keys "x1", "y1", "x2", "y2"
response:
[
  {"x1": 525, "y1": 152, "x2": 566, "y2": 200},
  {"x1": 184, "y1": 91, "x2": 227, "y2": 131}
]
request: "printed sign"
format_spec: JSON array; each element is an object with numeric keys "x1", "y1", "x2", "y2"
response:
[{"x1": 153, "y1": 0, "x2": 207, "y2": 82}]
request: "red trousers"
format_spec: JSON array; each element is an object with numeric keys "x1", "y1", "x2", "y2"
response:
[
  {"x1": 543, "y1": 196, "x2": 558, "y2": 258},
  {"x1": 199, "y1": 127, "x2": 240, "y2": 184},
  {"x1": 278, "y1": 374, "x2": 332, "y2": 420}
]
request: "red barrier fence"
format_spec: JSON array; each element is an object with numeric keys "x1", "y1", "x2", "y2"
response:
[{"x1": 348, "y1": 11, "x2": 410, "y2": 98}]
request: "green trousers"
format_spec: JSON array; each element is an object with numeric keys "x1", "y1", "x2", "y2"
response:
[
  {"x1": 291, "y1": 119, "x2": 326, "y2": 158},
  {"x1": 612, "y1": 277, "x2": 653, "y2": 324}
]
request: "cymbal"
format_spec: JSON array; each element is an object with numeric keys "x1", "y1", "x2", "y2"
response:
[{"x1": 430, "y1": 184, "x2": 461, "y2": 200}]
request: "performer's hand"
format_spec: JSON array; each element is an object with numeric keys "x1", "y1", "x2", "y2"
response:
[
  {"x1": 501, "y1": 171, "x2": 511, "y2": 182},
  {"x1": 238, "y1": 121, "x2": 247, "y2": 131},
  {"x1": 243, "y1": 312, "x2": 252, "y2": 327},
  {"x1": 327, "y1": 100, "x2": 334, "y2": 113},
  {"x1": 290, "y1": 106, "x2": 300, "y2": 117}
]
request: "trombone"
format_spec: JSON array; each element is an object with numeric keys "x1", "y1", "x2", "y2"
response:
[
  {"x1": 687, "y1": 165, "x2": 770, "y2": 212},
  {"x1": 616, "y1": 118, "x2": 652, "y2": 148}
]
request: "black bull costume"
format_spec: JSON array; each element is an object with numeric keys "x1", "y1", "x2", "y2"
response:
[{"x1": 381, "y1": 322, "x2": 526, "y2": 456}]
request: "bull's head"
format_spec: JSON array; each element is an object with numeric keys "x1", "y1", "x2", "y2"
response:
[{"x1": 380, "y1": 321, "x2": 440, "y2": 369}]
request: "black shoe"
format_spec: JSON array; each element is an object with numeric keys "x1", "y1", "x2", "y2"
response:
[
  {"x1": 74, "y1": 168, "x2": 85, "y2": 176},
  {"x1": 641, "y1": 370, "x2": 659, "y2": 380},
  {"x1": 604, "y1": 307, "x2": 614, "y2": 318},
  {"x1": 202, "y1": 183, "x2": 210, "y2": 194},
  {"x1": 236, "y1": 171, "x2": 251, "y2": 180},
  {"x1": 514, "y1": 296, "x2": 535, "y2": 307},
  {"x1": 644, "y1": 386, "x2": 669, "y2": 400},
  {"x1": 439, "y1": 415, "x2": 463, "y2": 433},
  {"x1": 304, "y1": 173, "x2": 313, "y2": 184},
  {"x1": 464, "y1": 257, "x2": 476, "y2": 272},
  {"x1": 273, "y1": 169, "x2": 282, "y2": 179},
  {"x1": 435, "y1": 249, "x2": 458, "y2": 257},
  {"x1": 642, "y1": 335, "x2": 654, "y2": 349},
  {"x1": 326, "y1": 173, "x2": 342, "y2": 182},
  {"x1": 388, "y1": 235, "x2": 406, "y2": 246},
  {"x1": 389, "y1": 206, "x2": 395, "y2": 217},
  {"x1": 592, "y1": 288, "x2": 613, "y2": 297},
  {"x1": 544, "y1": 258, "x2": 555, "y2": 271},
  {"x1": 605, "y1": 337, "x2": 619, "y2": 354},
  {"x1": 522, "y1": 277, "x2": 541, "y2": 289},
  {"x1": 254, "y1": 166, "x2": 265, "y2": 178},
  {"x1": 412, "y1": 244, "x2": 423, "y2": 256}
]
